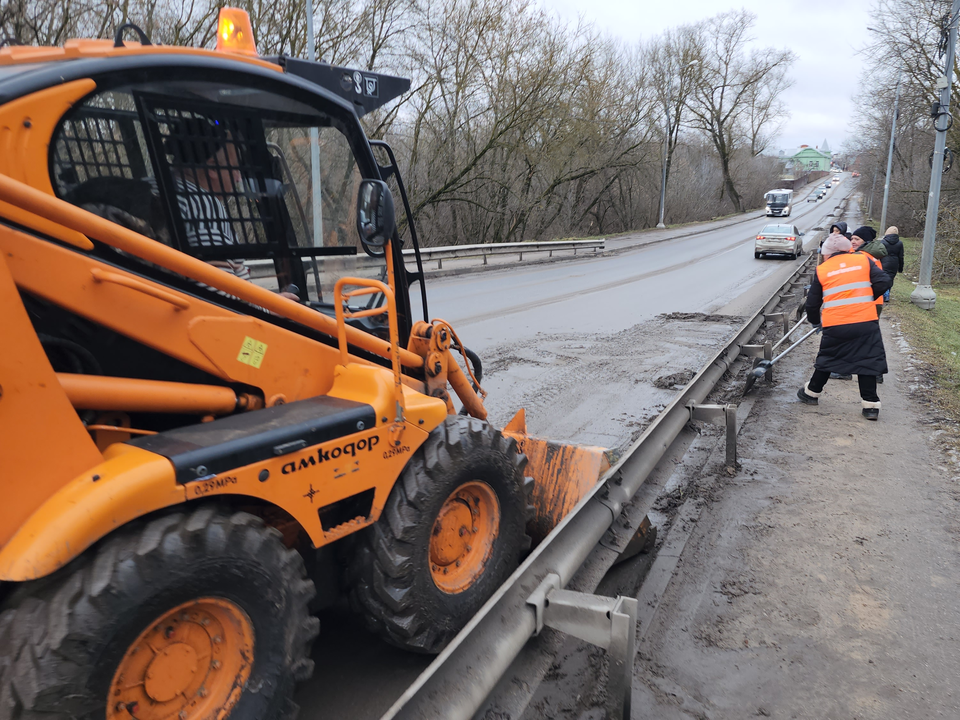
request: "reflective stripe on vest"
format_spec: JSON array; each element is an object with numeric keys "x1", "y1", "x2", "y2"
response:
[
  {"x1": 822, "y1": 281, "x2": 871, "y2": 297},
  {"x1": 816, "y1": 253, "x2": 877, "y2": 326}
]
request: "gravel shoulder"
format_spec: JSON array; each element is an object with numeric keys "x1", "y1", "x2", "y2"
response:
[{"x1": 631, "y1": 315, "x2": 960, "y2": 719}]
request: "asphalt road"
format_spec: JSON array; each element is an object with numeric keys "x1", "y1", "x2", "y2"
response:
[
  {"x1": 297, "y1": 175, "x2": 853, "y2": 720},
  {"x1": 414, "y1": 177, "x2": 845, "y2": 354}
]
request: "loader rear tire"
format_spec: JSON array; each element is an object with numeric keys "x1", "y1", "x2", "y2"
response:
[
  {"x1": 0, "y1": 508, "x2": 318, "y2": 720},
  {"x1": 347, "y1": 416, "x2": 532, "y2": 653}
]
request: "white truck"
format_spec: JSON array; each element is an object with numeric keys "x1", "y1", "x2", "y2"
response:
[{"x1": 764, "y1": 189, "x2": 793, "y2": 217}]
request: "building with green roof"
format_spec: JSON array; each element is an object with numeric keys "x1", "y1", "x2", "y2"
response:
[{"x1": 791, "y1": 144, "x2": 832, "y2": 172}]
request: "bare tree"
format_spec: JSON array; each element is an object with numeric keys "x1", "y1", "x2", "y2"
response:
[
  {"x1": 645, "y1": 24, "x2": 701, "y2": 215},
  {"x1": 684, "y1": 10, "x2": 794, "y2": 213},
  {"x1": 1, "y1": 0, "x2": 785, "y2": 244},
  {"x1": 743, "y1": 61, "x2": 791, "y2": 156}
]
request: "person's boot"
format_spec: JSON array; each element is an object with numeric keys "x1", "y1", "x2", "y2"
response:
[
  {"x1": 797, "y1": 383, "x2": 820, "y2": 405},
  {"x1": 861, "y1": 400, "x2": 881, "y2": 420},
  {"x1": 830, "y1": 372, "x2": 853, "y2": 380}
]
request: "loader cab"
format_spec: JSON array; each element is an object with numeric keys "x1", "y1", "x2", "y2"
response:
[{"x1": 44, "y1": 59, "x2": 420, "y2": 345}]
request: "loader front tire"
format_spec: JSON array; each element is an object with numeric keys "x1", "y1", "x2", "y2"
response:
[
  {"x1": 348, "y1": 416, "x2": 532, "y2": 653},
  {"x1": 0, "y1": 508, "x2": 318, "y2": 720}
]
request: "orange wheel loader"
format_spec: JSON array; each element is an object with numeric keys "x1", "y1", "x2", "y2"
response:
[{"x1": 0, "y1": 11, "x2": 609, "y2": 720}]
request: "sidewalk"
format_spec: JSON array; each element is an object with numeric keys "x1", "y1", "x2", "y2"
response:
[{"x1": 630, "y1": 315, "x2": 960, "y2": 717}]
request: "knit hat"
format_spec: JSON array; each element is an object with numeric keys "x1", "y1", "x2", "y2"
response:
[
  {"x1": 851, "y1": 225, "x2": 877, "y2": 243},
  {"x1": 884, "y1": 226, "x2": 899, "y2": 235},
  {"x1": 821, "y1": 234, "x2": 852, "y2": 256}
]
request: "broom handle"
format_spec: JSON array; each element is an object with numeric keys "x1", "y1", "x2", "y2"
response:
[
  {"x1": 769, "y1": 326, "x2": 819, "y2": 365},
  {"x1": 771, "y1": 315, "x2": 808, "y2": 352}
]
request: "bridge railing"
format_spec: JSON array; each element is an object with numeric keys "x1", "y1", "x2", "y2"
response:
[{"x1": 246, "y1": 238, "x2": 604, "y2": 277}]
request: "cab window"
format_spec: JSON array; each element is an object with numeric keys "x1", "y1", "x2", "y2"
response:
[{"x1": 51, "y1": 80, "x2": 385, "y2": 311}]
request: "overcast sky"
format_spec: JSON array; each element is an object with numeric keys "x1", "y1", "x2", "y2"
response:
[{"x1": 541, "y1": 0, "x2": 875, "y2": 153}]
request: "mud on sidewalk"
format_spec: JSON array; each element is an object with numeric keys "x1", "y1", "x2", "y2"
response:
[{"x1": 631, "y1": 317, "x2": 960, "y2": 718}]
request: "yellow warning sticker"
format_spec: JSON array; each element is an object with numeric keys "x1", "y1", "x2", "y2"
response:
[{"x1": 237, "y1": 336, "x2": 268, "y2": 369}]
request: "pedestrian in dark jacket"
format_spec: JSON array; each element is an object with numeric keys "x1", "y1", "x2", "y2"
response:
[
  {"x1": 797, "y1": 233, "x2": 892, "y2": 420},
  {"x1": 819, "y1": 221, "x2": 848, "y2": 264},
  {"x1": 880, "y1": 226, "x2": 904, "y2": 302}
]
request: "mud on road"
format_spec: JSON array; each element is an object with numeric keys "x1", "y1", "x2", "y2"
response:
[{"x1": 479, "y1": 312, "x2": 745, "y2": 452}]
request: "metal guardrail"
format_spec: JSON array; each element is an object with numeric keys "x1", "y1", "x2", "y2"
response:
[
  {"x1": 245, "y1": 239, "x2": 604, "y2": 277},
  {"x1": 382, "y1": 254, "x2": 817, "y2": 720},
  {"x1": 413, "y1": 239, "x2": 604, "y2": 269}
]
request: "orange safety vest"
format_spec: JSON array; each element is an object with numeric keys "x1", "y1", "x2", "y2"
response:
[{"x1": 816, "y1": 252, "x2": 878, "y2": 327}]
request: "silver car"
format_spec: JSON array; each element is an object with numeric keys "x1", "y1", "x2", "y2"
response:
[{"x1": 755, "y1": 224, "x2": 804, "y2": 259}]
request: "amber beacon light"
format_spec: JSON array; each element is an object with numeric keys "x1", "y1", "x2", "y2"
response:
[{"x1": 216, "y1": 7, "x2": 258, "y2": 56}]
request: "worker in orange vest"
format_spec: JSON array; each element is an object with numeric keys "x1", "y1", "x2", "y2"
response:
[{"x1": 797, "y1": 232, "x2": 891, "y2": 420}]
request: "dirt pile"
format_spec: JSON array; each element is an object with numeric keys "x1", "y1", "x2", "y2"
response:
[{"x1": 479, "y1": 314, "x2": 744, "y2": 452}]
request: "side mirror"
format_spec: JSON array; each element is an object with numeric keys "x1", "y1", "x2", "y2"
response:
[{"x1": 356, "y1": 179, "x2": 396, "y2": 256}]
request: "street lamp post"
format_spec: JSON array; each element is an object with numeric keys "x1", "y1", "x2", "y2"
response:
[
  {"x1": 879, "y1": 72, "x2": 902, "y2": 233},
  {"x1": 306, "y1": 0, "x2": 323, "y2": 246},
  {"x1": 867, "y1": 169, "x2": 879, "y2": 218},
  {"x1": 656, "y1": 111, "x2": 669, "y2": 229},
  {"x1": 655, "y1": 60, "x2": 698, "y2": 231},
  {"x1": 912, "y1": 0, "x2": 960, "y2": 309}
]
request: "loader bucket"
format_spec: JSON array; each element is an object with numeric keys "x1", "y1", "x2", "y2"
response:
[{"x1": 503, "y1": 409, "x2": 610, "y2": 543}]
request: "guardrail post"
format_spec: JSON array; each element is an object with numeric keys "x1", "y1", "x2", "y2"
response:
[
  {"x1": 741, "y1": 342, "x2": 773, "y2": 383},
  {"x1": 764, "y1": 312, "x2": 788, "y2": 337},
  {"x1": 527, "y1": 573, "x2": 638, "y2": 720},
  {"x1": 687, "y1": 402, "x2": 739, "y2": 472},
  {"x1": 519, "y1": 251, "x2": 523, "y2": 261}
]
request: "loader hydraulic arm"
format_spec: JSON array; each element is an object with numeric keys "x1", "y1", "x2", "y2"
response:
[
  {"x1": 0, "y1": 174, "x2": 425, "y2": 372},
  {"x1": 407, "y1": 320, "x2": 487, "y2": 419}
]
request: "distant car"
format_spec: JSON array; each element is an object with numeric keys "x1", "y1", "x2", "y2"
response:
[
  {"x1": 833, "y1": 175, "x2": 840, "y2": 182},
  {"x1": 807, "y1": 194, "x2": 819, "y2": 202},
  {"x1": 755, "y1": 224, "x2": 804, "y2": 259}
]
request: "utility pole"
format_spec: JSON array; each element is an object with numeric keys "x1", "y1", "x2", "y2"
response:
[
  {"x1": 306, "y1": 0, "x2": 324, "y2": 246},
  {"x1": 655, "y1": 60, "x2": 698, "y2": 230},
  {"x1": 868, "y1": 169, "x2": 879, "y2": 219},
  {"x1": 912, "y1": 0, "x2": 960, "y2": 309},
  {"x1": 879, "y1": 73, "x2": 902, "y2": 234},
  {"x1": 656, "y1": 110, "x2": 669, "y2": 229}
]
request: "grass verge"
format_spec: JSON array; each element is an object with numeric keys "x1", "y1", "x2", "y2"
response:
[{"x1": 886, "y1": 237, "x2": 960, "y2": 454}]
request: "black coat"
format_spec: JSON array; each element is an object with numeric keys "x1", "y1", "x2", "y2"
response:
[
  {"x1": 880, "y1": 233, "x2": 904, "y2": 277},
  {"x1": 820, "y1": 221, "x2": 848, "y2": 250},
  {"x1": 805, "y1": 251, "x2": 892, "y2": 375}
]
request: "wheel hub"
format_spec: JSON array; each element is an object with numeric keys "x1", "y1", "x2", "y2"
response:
[
  {"x1": 107, "y1": 598, "x2": 254, "y2": 720},
  {"x1": 430, "y1": 481, "x2": 500, "y2": 594},
  {"x1": 144, "y1": 643, "x2": 198, "y2": 702}
]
